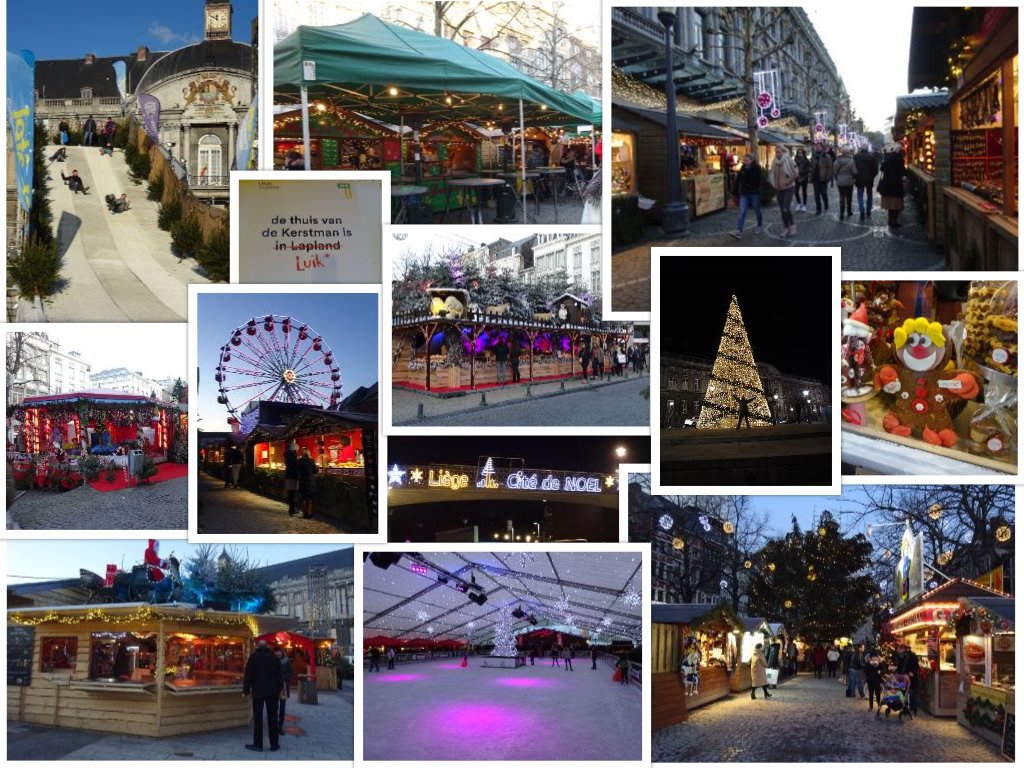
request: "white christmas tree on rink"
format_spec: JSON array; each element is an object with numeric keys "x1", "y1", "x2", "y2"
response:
[
  {"x1": 491, "y1": 605, "x2": 517, "y2": 656},
  {"x1": 696, "y1": 294, "x2": 773, "y2": 429}
]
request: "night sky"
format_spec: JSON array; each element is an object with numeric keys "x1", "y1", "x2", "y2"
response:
[
  {"x1": 387, "y1": 436, "x2": 651, "y2": 474},
  {"x1": 659, "y1": 255, "x2": 832, "y2": 382}
]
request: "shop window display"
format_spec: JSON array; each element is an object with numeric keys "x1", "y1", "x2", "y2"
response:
[{"x1": 39, "y1": 637, "x2": 78, "y2": 673}]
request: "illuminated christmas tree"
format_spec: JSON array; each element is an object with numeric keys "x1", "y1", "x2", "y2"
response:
[
  {"x1": 491, "y1": 606, "x2": 517, "y2": 656},
  {"x1": 696, "y1": 295, "x2": 773, "y2": 429},
  {"x1": 477, "y1": 457, "x2": 497, "y2": 488}
]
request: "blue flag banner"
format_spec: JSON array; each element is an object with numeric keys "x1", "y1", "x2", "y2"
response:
[
  {"x1": 7, "y1": 50, "x2": 36, "y2": 220},
  {"x1": 235, "y1": 87, "x2": 258, "y2": 170},
  {"x1": 138, "y1": 93, "x2": 161, "y2": 141}
]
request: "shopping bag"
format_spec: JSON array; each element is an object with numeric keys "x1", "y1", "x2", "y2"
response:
[
  {"x1": 766, "y1": 668, "x2": 779, "y2": 687},
  {"x1": 613, "y1": 668, "x2": 623, "y2": 682}
]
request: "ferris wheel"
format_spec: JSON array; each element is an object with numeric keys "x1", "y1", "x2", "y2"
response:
[{"x1": 215, "y1": 315, "x2": 341, "y2": 417}]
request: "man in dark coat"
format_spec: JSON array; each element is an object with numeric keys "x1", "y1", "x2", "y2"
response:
[
  {"x1": 811, "y1": 141, "x2": 833, "y2": 215},
  {"x1": 243, "y1": 640, "x2": 282, "y2": 752},
  {"x1": 733, "y1": 391, "x2": 756, "y2": 429},
  {"x1": 853, "y1": 147, "x2": 880, "y2": 220},
  {"x1": 61, "y1": 169, "x2": 89, "y2": 194},
  {"x1": 494, "y1": 339, "x2": 509, "y2": 385},
  {"x1": 895, "y1": 643, "x2": 921, "y2": 716},
  {"x1": 82, "y1": 115, "x2": 97, "y2": 146}
]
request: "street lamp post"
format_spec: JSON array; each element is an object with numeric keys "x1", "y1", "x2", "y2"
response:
[{"x1": 657, "y1": 8, "x2": 689, "y2": 236}]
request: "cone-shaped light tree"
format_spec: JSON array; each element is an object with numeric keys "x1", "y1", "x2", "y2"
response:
[{"x1": 696, "y1": 294, "x2": 773, "y2": 428}]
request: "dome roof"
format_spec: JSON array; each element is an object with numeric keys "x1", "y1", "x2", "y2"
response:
[{"x1": 135, "y1": 38, "x2": 251, "y2": 94}]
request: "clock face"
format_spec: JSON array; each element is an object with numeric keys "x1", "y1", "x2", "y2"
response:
[{"x1": 208, "y1": 9, "x2": 228, "y2": 30}]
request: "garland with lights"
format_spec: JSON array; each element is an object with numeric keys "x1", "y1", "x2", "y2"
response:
[
  {"x1": 943, "y1": 602, "x2": 1011, "y2": 636},
  {"x1": 696, "y1": 295, "x2": 773, "y2": 428},
  {"x1": 8, "y1": 606, "x2": 261, "y2": 636}
]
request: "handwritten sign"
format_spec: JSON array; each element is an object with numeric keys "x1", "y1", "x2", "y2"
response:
[
  {"x1": 238, "y1": 179, "x2": 382, "y2": 283},
  {"x1": 8, "y1": 626, "x2": 34, "y2": 686}
]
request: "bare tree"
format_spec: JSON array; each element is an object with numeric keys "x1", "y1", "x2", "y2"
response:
[
  {"x1": 432, "y1": 1, "x2": 529, "y2": 46},
  {"x1": 6, "y1": 331, "x2": 50, "y2": 408},
  {"x1": 727, "y1": 8, "x2": 791, "y2": 155}
]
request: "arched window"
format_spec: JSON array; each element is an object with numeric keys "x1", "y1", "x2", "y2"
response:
[{"x1": 197, "y1": 133, "x2": 222, "y2": 185}]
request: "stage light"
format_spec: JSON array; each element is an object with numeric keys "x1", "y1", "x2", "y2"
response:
[
  {"x1": 369, "y1": 553, "x2": 403, "y2": 570},
  {"x1": 528, "y1": 615, "x2": 538, "y2": 626},
  {"x1": 467, "y1": 592, "x2": 488, "y2": 606},
  {"x1": 511, "y1": 606, "x2": 526, "y2": 619},
  {"x1": 455, "y1": 582, "x2": 468, "y2": 593},
  {"x1": 410, "y1": 563, "x2": 430, "y2": 576},
  {"x1": 436, "y1": 574, "x2": 449, "y2": 585}
]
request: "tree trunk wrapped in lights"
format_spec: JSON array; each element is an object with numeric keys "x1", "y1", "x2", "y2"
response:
[
  {"x1": 696, "y1": 295, "x2": 773, "y2": 428},
  {"x1": 491, "y1": 606, "x2": 517, "y2": 657}
]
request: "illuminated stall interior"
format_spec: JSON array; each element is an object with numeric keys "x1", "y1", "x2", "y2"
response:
[{"x1": 273, "y1": 106, "x2": 400, "y2": 170}]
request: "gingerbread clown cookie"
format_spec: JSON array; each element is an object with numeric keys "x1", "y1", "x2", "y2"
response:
[{"x1": 873, "y1": 317, "x2": 981, "y2": 447}]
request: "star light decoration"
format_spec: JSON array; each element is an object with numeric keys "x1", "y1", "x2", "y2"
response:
[
  {"x1": 416, "y1": 610, "x2": 429, "y2": 623},
  {"x1": 604, "y1": 475, "x2": 616, "y2": 488},
  {"x1": 658, "y1": 514, "x2": 674, "y2": 531},
  {"x1": 410, "y1": 468, "x2": 424, "y2": 484},
  {"x1": 698, "y1": 515, "x2": 711, "y2": 532},
  {"x1": 387, "y1": 464, "x2": 406, "y2": 486},
  {"x1": 510, "y1": 552, "x2": 536, "y2": 569},
  {"x1": 554, "y1": 595, "x2": 572, "y2": 622},
  {"x1": 995, "y1": 525, "x2": 1011, "y2": 543},
  {"x1": 722, "y1": 521, "x2": 735, "y2": 534}
]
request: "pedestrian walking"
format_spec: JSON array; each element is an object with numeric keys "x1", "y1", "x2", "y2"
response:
[
  {"x1": 768, "y1": 145, "x2": 798, "y2": 237},
  {"x1": 509, "y1": 335, "x2": 521, "y2": 383},
  {"x1": 243, "y1": 640, "x2": 282, "y2": 753},
  {"x1": 368, "y1": 646, "x2": 381, "y2": 672},
  {"x1": 787, "y1": 642, "x2": 798, "y2": 675},
  {"x1": 284, "y1": 440, "x2": 299, "y2": 515},
  {"x1": 833, "y1": 147, "x2": 857, "y2": 219},
  {"x1": 386, "y1": 646, "x2": 396, "y2": 670},
  {"x1": 529, "y1": 644, "x2": 538, "y2": 666},
  {"x1": 591, "y1": 645, "x2": 599, "y2": 670},
  {"x1": 767, "y1": 641, "x2": 780, "y2": 671},
  {"x1": 811, "y1": 142, "x2": 833, "y2": 214},
  {"x1": 878, "y1": 148, "x2": 908, "y2": 228},
  {"x1": 731, "y1": 153, "x2": 763, "y2": 239},
  {"x1": 854, "y1": 145, "x2": 880, "y2": 219},
  {"x1": 812, "y1": 643, "x2": 826, "y2": 679},
  {"x1": 550, "y1": 646, "x2": 560, "y2": 667},
  {"x1": 750, "y1": 643, "x2": 772, "y2": 699},
  {"x1": 794, "y1": 148, "x2": 810, "y2": 211},
  {"x1": 276, "y1": 647, "x2": 292, "y2": 735},
  {"x1": 864, "y1": 650, "x2": 883, "y2": 710},
  {"x1": 494, "y1": 338, "x2": 509, "y2": 385},
  {"x1": 562, "y1": 645, "x2": 573, "y2": 671},
  {"x1": 847, "y1": 642, "x2": 867, "y2": 698},
  {"x1": 103, "y1": 117, "x2": 116, "y2": 144},
  {"x1": 227, "y1": 443, "x2": 243, "y2": 488},
  {"x1": 895, "y1": 643, "x2": 921, "y2": 717},
  {"x1": 591, "y1": 341, "x2": 604, "y2": 379},
  {"x1": 826, "y1": 645, "x2": 840, "y2": 678},
  {"x1": 297, "y1": 447, "x2": 318, "y2": 519},
  {"x1": 82, "y1": 115, "x2": 97, "y2": 147},
  {"x1": 330, "y1": 646, "x2": 344, "y2": 689},
  {"x1": 579, "y1": 343, "x2": 591, "y2": 380}
]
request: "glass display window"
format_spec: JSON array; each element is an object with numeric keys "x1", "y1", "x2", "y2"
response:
[
  {"x1": 611, "y1": 131, "x2": 635, "y2": 195},
  {"x1": 88, "y1": 631, "x2": 158, "y2": 683},
  {"x1": 164, "y1": 633, "x2": 247, "y2": 687},
  {"x1": 40, "y1": 636, "x2": 78, "y2": 672}
]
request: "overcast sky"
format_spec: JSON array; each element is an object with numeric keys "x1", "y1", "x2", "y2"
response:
[
  {"x1": 807, "y1": 6, "x2": 915, "y2": 134},
  {"x1": 13, "y1": 325, "x2": 186, "y2": 381}
]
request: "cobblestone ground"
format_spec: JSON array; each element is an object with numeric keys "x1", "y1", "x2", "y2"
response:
[
  {"x1": 613, "y1": 192, "x2": 944, "y2": 314},
  {"x1": 197, "y1": 472, "x2": 354, "y2": 535},
  {"x1": 7, "y1": 688, "x2": 353, "y2": 760},
  {"x1": 7, "y1": 479, "x2": 187, "y2": 530},
  {"x1": 653, "y1": 672, "x2": 1002, "y2": 763},
  {"x1": 392, "y1": 371, "x2": 650, "y2": 426}
]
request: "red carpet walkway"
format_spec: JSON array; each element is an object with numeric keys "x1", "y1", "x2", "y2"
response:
[{"x1": 89, "y1": 461, "x2": 188, "y2": 493}]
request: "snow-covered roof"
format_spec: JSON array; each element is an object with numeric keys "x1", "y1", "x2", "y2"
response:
[{"x1": 363, "y1": 552, "x2": 642, "y2": 643}]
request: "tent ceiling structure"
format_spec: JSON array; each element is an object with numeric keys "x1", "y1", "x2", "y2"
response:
[
  {"x1": 274, "y1": 14, "x2": 593, "y2": 127},
  {"x1": 363, "y1": 552, "x2": 642, "y2": 644}
]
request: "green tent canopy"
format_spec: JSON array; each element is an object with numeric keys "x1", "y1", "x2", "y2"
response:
[{"x1": 274, "y1": 14, "x2": 592, "y2": 126}]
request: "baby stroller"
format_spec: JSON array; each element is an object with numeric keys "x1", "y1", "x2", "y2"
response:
[{"x1": 876, "y1": 673, "x2": 911, "y2": 722}]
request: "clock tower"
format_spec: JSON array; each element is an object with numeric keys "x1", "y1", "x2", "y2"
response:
[{"x1": 205, "y1": 0, "x2": 232, "y2": 40}]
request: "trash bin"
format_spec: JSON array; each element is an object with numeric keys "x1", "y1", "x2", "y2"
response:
[
  {"x1": 493, "y1": 184, "x2": 517, "y2": 223},
  {"x1": 298, "y1": 676, "x2": 318, "y2": 705},
  {"x1": 127, "y1": 449, "x2": 145, "y2": 480}
]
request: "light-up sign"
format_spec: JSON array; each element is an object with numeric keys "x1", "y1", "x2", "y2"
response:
[
  {"x1": 391, "y1": 463, "x2": 612, "y2": 495},
  {"x1": 428, "y1": 468, "x2": 469, "y2": 490}
]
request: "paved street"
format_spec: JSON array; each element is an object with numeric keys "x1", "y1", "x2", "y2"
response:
[
  {"x1": 393, "y1": 371, "x2": 650, "y2": 426},
  {"x1": 612, "y1": 192, "x2": 943, "y2": 315},
  {"x1": 7, "y1": 688, "x2": 353, "y2": 761},
  {"x1": 197, "y1": 472, "x2": 354, "y2": 535},
  {"x1": 6, "y1": 479, "x2": 187, "y2": 530},
  {"x1": 18, "y1": 145, "x2": 210, "y2": 322},
  {"x1": 654, "y1": 672, "x2": 1002, "y2": 763}
]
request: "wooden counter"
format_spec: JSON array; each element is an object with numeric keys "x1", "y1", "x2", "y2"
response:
[
  {"x1": 685, "y1": 665, "x2": 731, "y2": 711},
  {"x1": 943, "y1": 187, "x2": 1017, "y2": 270},
  {"x1": 986, "y1": 214, "x2": 1019, "y2": 271},
  {"x1": 926, "y1": 669, "x2": 959, "y2": 717}
]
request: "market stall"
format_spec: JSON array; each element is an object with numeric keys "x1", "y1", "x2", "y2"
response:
[
  {"x1": 651, "y1": 604, "x2": 742, "y2": 731},
  {"x1": 895, "y1": 92, "x2": 952, "y2": 249},
  {"x1": 403, "y1": 121, "x2": 490, "y2": 213},
  {"x1": 610, "y1": 103, "x2": 742, "y2": 225},
  {"x1": 840, "y1": 280, "x2": 1017, "y2": 475},
  {"x1": 274, "y1": 14, "x2": 592, "y2": 224},
  {"x1": 940, "y1": 9, "x2": 1018, "y2": 269},
  {"x1": 244, "y1": 407, "x2": 377, "y2": 531},
  {"x1": 6, "y1": 604, "x2": 258, "y2": 737},
  {"x1": 947, "y1": 595, "x2": 1015, "y2": 746},
  {"x1": 391, "y1": 292, "x2": 630, "y2": 394},
  {"x1": 272, "y1": 107, "x2": 401, "y2": 171}
]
